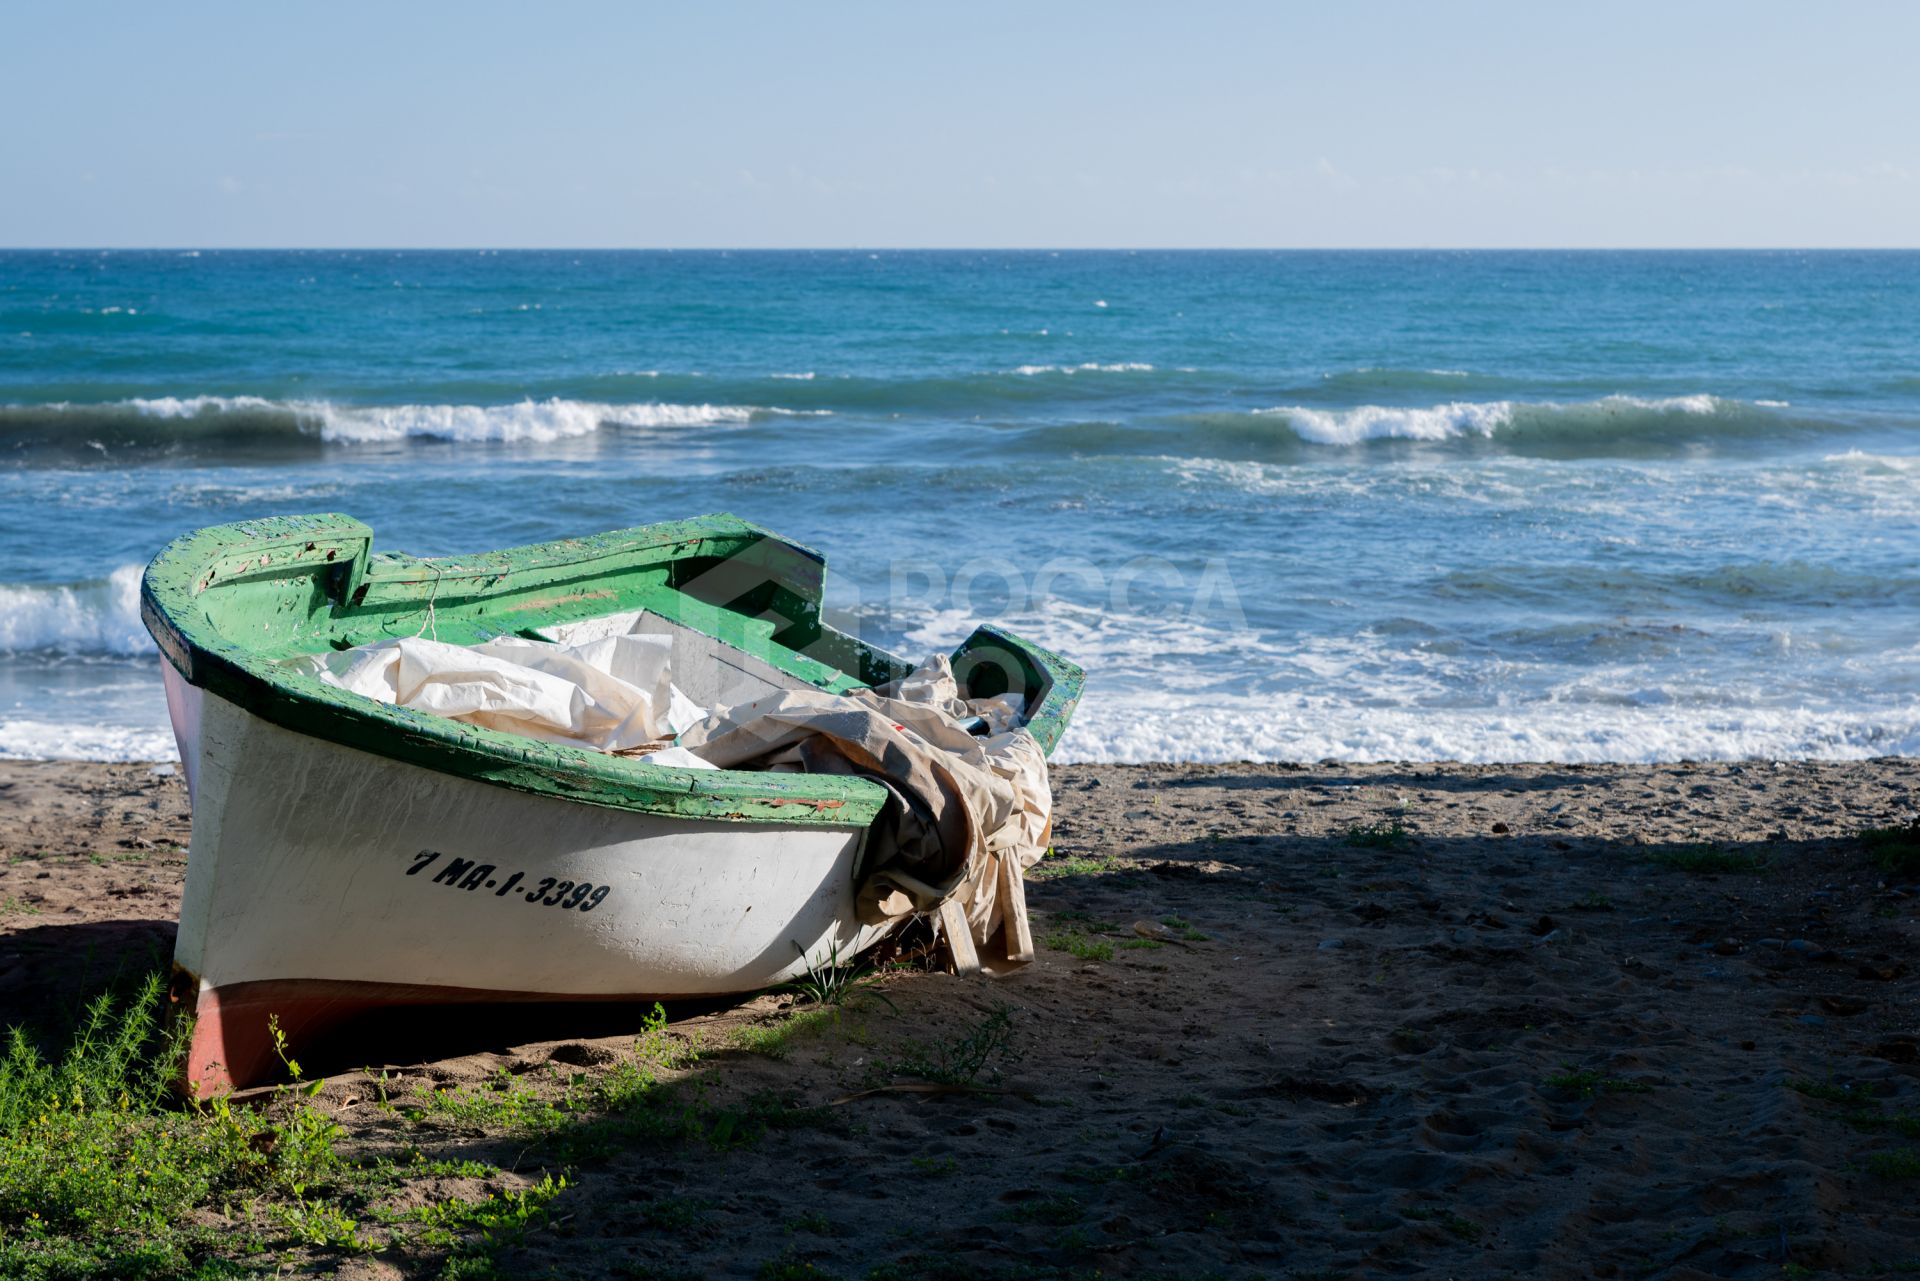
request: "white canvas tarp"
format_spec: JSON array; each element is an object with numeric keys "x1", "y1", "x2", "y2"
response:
[
  {"x1": 288, "y1": 632, "x2": 705, "y2": 755},
  {"x1": 288, "y1": 622, "x2": 1051, "y2": 967}
]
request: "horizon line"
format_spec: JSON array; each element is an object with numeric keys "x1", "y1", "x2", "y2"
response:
[{"x1": 6, "y1": 244, "x2": 1920, "y2": 254}]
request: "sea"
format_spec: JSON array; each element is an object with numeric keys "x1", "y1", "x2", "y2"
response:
[{"x1": 2, "y1": 249, "x2": 1917, "y2": 764}]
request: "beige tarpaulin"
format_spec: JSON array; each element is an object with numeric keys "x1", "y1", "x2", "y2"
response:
[
  {"x1": 291, "y1": 633, "x2": 1051, "y2": 969},
  {"x1": 675, "y1": 654, "x2": 1051, "y2": 968}
]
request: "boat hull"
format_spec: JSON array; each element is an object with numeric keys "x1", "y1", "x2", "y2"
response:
[{"x1": 170, "y1": 679, "x2": 876, "y2": 1094}]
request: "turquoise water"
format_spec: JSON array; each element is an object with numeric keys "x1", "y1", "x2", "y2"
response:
[{"x1": 3, "y1": 249, "x2": 1917, "y2": 762}]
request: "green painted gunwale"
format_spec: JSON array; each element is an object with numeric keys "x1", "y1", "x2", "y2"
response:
[{"x1": 141, "y1": 512, "x2": 1083, "y2": 825}]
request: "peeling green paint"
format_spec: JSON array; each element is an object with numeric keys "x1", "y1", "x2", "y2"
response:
[{"x1": 142, "y1": 513, "x2": 1082, "y2": 825}]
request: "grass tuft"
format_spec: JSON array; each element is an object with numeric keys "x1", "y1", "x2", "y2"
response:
[
  {"x1": 1545, "y1": 1066, "x2": 1653, "y2": 1098},
  {"x1": 1645, "y1": 842, "x2": 1769, "y2": 874},
  {"x1": 871, "y1": 1007, "x2": 1018, "y2": 1088},
  {"x1": 1005, "y1": 1193, "x2": 1084, "y2": 1226},
  {"x1": 781, "y1": 940, "x2": 896, "y2": 1013},
  {"x1": 1044, "y1": 930, "x2": 1114, "y2": 962},
  {"x1": 1789, "y1": 1079, "x2": 1920, "y2": 1139},
  {"x1": 727, "y1": 1006, "x2": 844, "y2": 1061},
  {"x1": 1865, "y1": 1149, "x2": 1920, "y2": 1179},
  {"x1": 0, "y1": 974, "x2": 352, "y2": 1277},
  {"x1": 757, "y1": 1247, "x2": 838, "y2": 1280},
  {"x1": 1158, "y1": 915, "x2": 1210, "y2": 941},
  {"x1": 1342, "y1": 820, "x2": 1412, "y2": 850},
  {"x1": 1862, "y1": 819, "x2": 1920, "y2": 876}
]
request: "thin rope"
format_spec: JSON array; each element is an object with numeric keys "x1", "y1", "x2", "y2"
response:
[{"x1": 412, "y1": 563, "x2": 444, "y2": 641}]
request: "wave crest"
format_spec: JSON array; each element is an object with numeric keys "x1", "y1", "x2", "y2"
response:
[
  {"x1": 1260, "y1": 394, "x2": 1725, "y2": 445},
  {"x1": 0, "y1": 567, "x2": 151, "y2": 656},
  {"x1": 0, "y1": 396, "x2": 818, "y2": 457},
  {"x1": 1010, "y1": 362, "x2": 1156, "y2": 376}
]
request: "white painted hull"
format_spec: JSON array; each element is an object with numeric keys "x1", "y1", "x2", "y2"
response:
[{"x1": 165, "y1": 672, "x2": 879, "y2": 1090}]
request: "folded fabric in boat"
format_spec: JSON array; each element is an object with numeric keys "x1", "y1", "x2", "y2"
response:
[
  {"x1": 675, "y1": 654, "x2": 1051, "y2": 964},
  {"x1": 291, "y1": 634, "x2": 1051, "y2": 966},
  {"x1": 287, "y1": 632, "x2": 704, "y2": 753}
]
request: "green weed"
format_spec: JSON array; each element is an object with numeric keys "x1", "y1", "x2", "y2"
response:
[
  {"x1": 727, "y1": 1005, "x2": 843, "y2": 1061},
  {"x1": 635, "y1": 1196, "x2": 713, "y2": 1233},
  {"x1": 873, "y1": 1007, "x2": 1018, "y2": 1088},
  {"x1": 1790, "y1": 1079, "x2": 1920, "y2": 1138},
  {"x1": 1027, "y1": 847, "x2": 1116, "y2": 880},
  {"x1": 758, "y1": 1248, "x2": 839, "y2": 1280},
  {"x1": 1545, "y1": 1067, "x2": 1653, "y2": 1098},
  {"x1": 1862, "y1": 819, "x2": 1920, "y2": 875},
  {"x1": 1005, "y1": 1194, "x2": 1084, "y2": 1226},
  {"x1": 1789, "y1": 1077, "x2": 1870, "y2": 1106},
  {"x1": 782, "y1": 940, "x2": 897, "y2": 1013},
  {"x1": 1646, "y1": 843, "x2": 1769, "y2": 874},
  {"x1": 0, "y1": 974, "x2": 353, "y2": 1277},
  {"x1": 384, "y1": 1174, "x2": 568, "y2": 1247},
  {"x1": 1342, "y1": 820, "x2": 1412, "y2": 850},
  {"x1": 1044, "y1": 930, "x2": 1114, "y2": 962},
  {"x1": 1865, "y1": 1149, "x2": 1920, "y2": 1179},
  {"x1": 1160, "y1": 915, "x2": 1209, "y2": 941}
]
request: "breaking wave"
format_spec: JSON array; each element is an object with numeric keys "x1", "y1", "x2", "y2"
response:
[
  {"x1": 0, "y1": 566, "x2": 152, "y2": 656},
  {"x1": 1010, "y1": 362, "x2": 1156, "y2": 376},
  {"x1": 0, "y1": 396, "x2": 820, "y2": 458},
  {"x1": 1260, "y1": 394, "x2": 1724, "y2": 445},
  {"x1": 0, "y1": 720, "x2": 177, "y2": 763},
  {"x1": 1084, "y1": 393, "x2": 1885, "y2": 461},
  {"x1": 1055, "y1": 689, "x2": 1920, "y2": 765}
]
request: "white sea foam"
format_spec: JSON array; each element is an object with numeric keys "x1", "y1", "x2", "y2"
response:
[
  {"x1": 895, "y1": 588, "x2": 1920, "y2": 766},
  {"x1": 1260, "y1": 394, "x2": 1725, "y2": 444},
  {"x1": 305, "y1": 399, "x2": 772, "y2": 443},
  {"x1": 1823, "y1": 448, "x2": 1920, "y2": 471},
  {"x1": 125, "y1": 394, "x2": 282, "y2": 418},
  {"x1": 115, "y1": 396, "x2": 816, "y2": 443},
  {"x1": 0, "y1": 566, "x2": 151, "y2": 656},
  {"x1": 0, "y1": 719, "x2": 176, "y2": 762},
  {"x1": 1009, "y1": 362, "x2": 1154, "y2": 376},
  {"x1": 1265, "y1": 400, "x2": 1517, "y2": 443},
  {"x1": 1324, "y1": 366, "x2": 1472, "y2": 380},
  {"x1": 770, "y1": 372, "x2": 817, "y2": 380},
  {"x1": 1050, "y1": 690, "x2": 1920, "y2": 764}
]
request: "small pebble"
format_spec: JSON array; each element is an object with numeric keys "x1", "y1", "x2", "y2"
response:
[
  {"x1": 1318, "y1": 938, "x2": 1345, "y2": 950},
  {"x1": 1786, "y1": 939, "x2": 1820, "y2": 955},
  {"x1": 1798, "y1": 1014, "x2": 1828, "y2": 1028}
]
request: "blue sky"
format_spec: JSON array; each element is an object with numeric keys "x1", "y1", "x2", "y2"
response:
[{"x1": 2, "y1": 2, "x2": 1916, "y2": 247}]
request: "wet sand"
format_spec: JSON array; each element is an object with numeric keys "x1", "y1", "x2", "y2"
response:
[{"x1": 2, "y1": 757, "x2": 1918, "y2": 1278}]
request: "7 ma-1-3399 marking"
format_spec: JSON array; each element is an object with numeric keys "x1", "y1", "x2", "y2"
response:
[{"x1": 405, "y1": 848, "x2": 610, "y2": 912}]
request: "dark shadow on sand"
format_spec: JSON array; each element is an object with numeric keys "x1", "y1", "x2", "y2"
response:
[{"x1": 0, "y1": 918, "x2": 175, "y2": 1048}]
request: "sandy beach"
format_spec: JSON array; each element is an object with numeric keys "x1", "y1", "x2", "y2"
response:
[{"x1": 1, "y1": 756, "x2": 1916, "y2": 1278}]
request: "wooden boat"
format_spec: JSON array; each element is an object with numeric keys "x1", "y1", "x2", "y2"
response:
[{"x1": 141, "y1": 513, "x2": 1081, "y2": 1094}]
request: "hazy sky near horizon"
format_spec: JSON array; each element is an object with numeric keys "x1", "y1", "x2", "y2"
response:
[{"x1": 3, "y1": 2, "x2": 1916, "y2": 248}]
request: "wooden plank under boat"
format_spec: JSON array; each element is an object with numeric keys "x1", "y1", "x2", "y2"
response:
[{"x1": 141, "y1": 512, "x2": 1082, "y2": 1094}]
